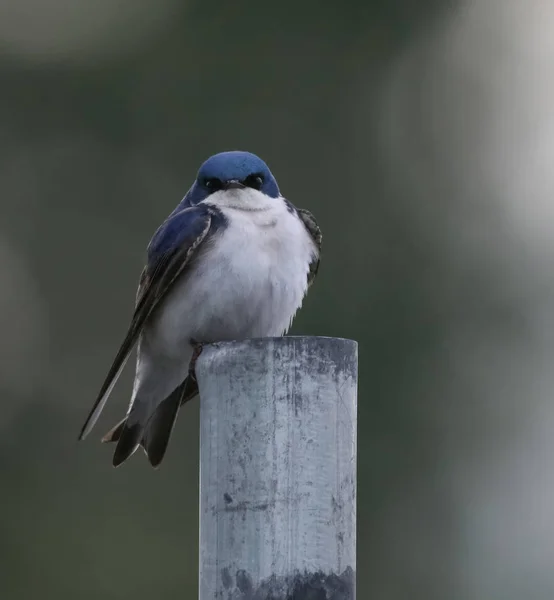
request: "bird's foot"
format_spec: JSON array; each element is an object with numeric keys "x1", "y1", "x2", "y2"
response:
[{"x1": 188, "y1": 339, "x2": 204, "y2": 382}]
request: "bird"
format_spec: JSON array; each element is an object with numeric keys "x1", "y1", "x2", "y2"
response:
[{"x1": 78, "y1": 150, "x2": 322, "y2": 468}]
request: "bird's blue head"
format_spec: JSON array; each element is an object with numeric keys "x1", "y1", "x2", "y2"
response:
[{"x1": 183, "y1": 151, "x2": 280, "y2": 206}]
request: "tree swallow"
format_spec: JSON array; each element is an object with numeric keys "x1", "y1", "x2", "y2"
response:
[{"x1": 78, "y1": 150, "x2": 322, "y2": 468}]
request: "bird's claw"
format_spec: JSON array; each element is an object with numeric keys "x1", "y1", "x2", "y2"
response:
[{"x1": 188, "y1": 340, "x2": 204, "y2": 382}]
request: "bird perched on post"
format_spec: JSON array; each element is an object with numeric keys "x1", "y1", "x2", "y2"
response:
[{"x1": 78, "y1": 150, "x2": 322, "y2": 468}]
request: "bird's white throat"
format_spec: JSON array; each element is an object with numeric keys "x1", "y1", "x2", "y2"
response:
[{"x1": 201, "y1": 187, "x2": 276, "y2": 212}]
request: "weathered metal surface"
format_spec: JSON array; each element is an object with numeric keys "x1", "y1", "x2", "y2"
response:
[{"x1": 197, "y1": 336, "x2": 358, "y2": 600}]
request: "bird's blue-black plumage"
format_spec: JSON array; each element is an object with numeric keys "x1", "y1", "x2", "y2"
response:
[
  {"x1": 147, "y1": 203, "x2": 226, "y2": 266},
  {"x1": 180, "y1": 150, "x2": 280, "y2": 208},
  {"x1": 197, "y1": 151, "x2": 279, "y2": 196},
  {"x1": 78, "y1": 204, "x2": 216, "y2": 443}
]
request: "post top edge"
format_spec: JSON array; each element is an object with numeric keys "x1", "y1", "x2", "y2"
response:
[{"x1": 202, "y1": 336, "x2": 358, "y2": 350}]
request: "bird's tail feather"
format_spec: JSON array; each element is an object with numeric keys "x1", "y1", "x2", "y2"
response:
[
  {"x1": 101, "y1": 418, "x2": 126, "y2": 444},
  {"x1": 140, "y1": 390, "x2": 183, "y2": 467},
  {"x1": 112, "y1": 420, "x2": 143, "y2": 467},
  {"x1": 102, "y1": 376, "x2": 199, "y2": 468}
]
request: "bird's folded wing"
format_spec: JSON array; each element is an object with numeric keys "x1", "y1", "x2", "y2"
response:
[
  {"x1": 78, "y1": 205, "x2": 214, "y2": 440},
  {"x1": 297, "y1": 207, "x2": 322, "y2": 286}
]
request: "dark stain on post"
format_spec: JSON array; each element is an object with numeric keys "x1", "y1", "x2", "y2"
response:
[
  {"x1": 224, "y1": 492, "x2": 233, "y2": 504},
  {"x1": 236, "y1": 569, "x2": 254, "y2": 595},
  {"x1": 221, "y1": 567, "x2": 233, "y2": 589},
  {"x1": 228, "y1": 567, "x2": 355, "y2": 599},
  {"x1": 223, "y1": 501, "x2": 270, "y2": 513}
]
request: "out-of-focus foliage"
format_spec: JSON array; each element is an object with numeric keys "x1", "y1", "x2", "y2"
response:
[{"x1": 2, "y1": 0, "x2": 554, "y2": 598}]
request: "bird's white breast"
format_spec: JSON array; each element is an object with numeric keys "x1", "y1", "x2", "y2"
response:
[{"x1": 146, "y1": 189, "x2": 317, "y2": 359}]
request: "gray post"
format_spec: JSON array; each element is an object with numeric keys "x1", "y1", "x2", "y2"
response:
[{"x1": 196, "y1": 336, "x2": 357, "y2": 600}]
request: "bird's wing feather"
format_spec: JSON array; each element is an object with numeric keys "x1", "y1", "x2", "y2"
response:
[
  {"x1": 78, "y1": 205, "x2": 214, "y2": 440},
  {"x1": 297, "y1": 207, "x2": 322, "y2": 286}
]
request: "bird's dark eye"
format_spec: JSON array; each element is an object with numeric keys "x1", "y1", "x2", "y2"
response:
[
  {"x1": 204, "y1": 177, "x2": 222, "y2": 191},
  {"x1": 243, "y1": 174, "x2": 264, "y2": 191}
]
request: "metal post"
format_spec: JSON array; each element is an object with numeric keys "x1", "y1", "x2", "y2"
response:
[{"x1": 196, "y1": 336, "x2": 358, "y2": 600}]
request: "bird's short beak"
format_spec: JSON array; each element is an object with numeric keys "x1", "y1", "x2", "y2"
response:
[{"x1": 223, "y1": 179, "x2": 245, "y2": 190}]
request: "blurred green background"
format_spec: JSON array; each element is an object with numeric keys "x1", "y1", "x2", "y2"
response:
[{"x1": 3, "y1": 0, "x2": 554, "y2": 598}]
